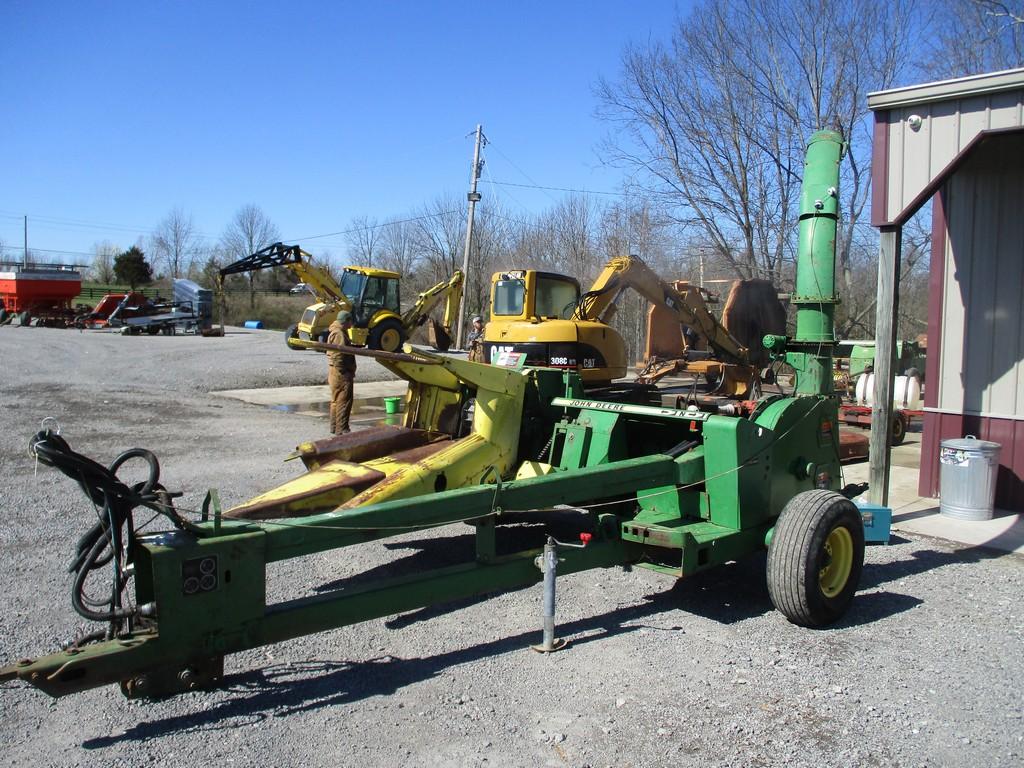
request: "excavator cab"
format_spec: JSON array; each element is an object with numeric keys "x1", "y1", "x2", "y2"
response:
[
  {"x1": 491, "y1": 271, "x2": 581, "y2": 320},
  {"x1": 484, "y1": 270, "x2": 627, "y2": 385}
]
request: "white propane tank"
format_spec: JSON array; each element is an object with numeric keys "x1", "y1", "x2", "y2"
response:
[{"x1": 855, "y1": 373, "x2": 921, "y2": 410}]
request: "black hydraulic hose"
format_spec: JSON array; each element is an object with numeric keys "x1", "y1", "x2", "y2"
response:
[{"x1": 29, "y1": 430, "x2": 189, "y2": 627}]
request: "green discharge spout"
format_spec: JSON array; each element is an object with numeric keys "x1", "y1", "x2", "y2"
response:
[{"x1": 790, "y1": 129, "x2": 845, "y2": 395}]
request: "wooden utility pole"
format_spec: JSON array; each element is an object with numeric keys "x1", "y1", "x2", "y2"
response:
[
  {"x1": 868, "y1": 225, "x2": 902, "y2": 506},
  {"x1": 455, "y1": 124, "x2": 485, "y2": 351},
  {"x1": 23, "y1": 215, "x2": 28, "y2": 266}
]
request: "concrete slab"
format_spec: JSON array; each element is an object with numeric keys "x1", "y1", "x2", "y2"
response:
[{"x1": 212, "y1": 379, "x2": 408, "y2": 407}]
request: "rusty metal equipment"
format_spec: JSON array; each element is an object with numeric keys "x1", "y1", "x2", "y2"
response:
[{"x1": 1, "y1": 131, "x2": 872, "y2": 703}]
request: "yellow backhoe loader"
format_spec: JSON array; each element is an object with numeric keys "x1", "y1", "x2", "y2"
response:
[{"x1": 218, "y1": 242, "x2": 463, "y2": 352}]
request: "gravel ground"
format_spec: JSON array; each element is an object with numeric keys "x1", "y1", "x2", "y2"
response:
[{"x1": 1, "y1": 326, "x2": 1022, "y2": 768}]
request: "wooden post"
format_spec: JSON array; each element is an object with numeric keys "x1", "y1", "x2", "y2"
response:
[{"x1": 868, "y1": 225, "x2": 902, "y2": 505}]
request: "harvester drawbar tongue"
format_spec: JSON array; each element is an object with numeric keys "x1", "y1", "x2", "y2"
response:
[{"x1": 1, "y1": 131, "x2": 869, "y2": 701}]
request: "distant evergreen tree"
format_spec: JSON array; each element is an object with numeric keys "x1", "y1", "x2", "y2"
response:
[{"x1": 114, "y1": 245, "x2": 154, "y2": 289}]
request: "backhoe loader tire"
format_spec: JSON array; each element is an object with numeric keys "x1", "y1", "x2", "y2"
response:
[
  {"x1": 368, "y1": 319, "x2": 405, "y2": 353},
  {"x1": 285, "y1": 324, "x2": 300, "y2": 350},
  {"x1": 767, "y1": 489, "x2": 864, "y2": 628}
]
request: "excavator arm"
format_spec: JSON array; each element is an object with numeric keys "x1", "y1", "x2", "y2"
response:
[
  {"x1": 400, "y1": 270, "x2": 464, "y2": 351},
  {"x1": 218, "y1": 242, "x2": 349, "y2": 307},
  {"x1": 400, "y1": 270, "x2": 464, "y2": 330},
  {"x1": 573, "y1": 255, "x2": 749, "y2": 366}
]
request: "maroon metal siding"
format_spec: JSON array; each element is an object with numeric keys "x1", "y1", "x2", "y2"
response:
[
  {"x1": 870, "y1": 110, "x2": 890, "y2": 227},
  {"x1": 919, "y1": 189, "x2": 947, "y2": 500}
]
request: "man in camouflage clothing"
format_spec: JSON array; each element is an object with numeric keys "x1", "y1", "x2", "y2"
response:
[{"x1": 467, "y1": 314, "x2": 486, "y2": 363}]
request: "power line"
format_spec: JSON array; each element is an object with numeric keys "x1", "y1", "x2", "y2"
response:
[
  {"x1": 0, "y1": 244, "x2": 94, "y2": 257},
  {"x1": 285, "y1": 210, "x2": 462, "y2": 243},
  {"x1": 487, "y1": 179, "x2": 624, "y2": 197},
  {"x1": 0, "y1": 210, "x2": 219, "y2": 241}
]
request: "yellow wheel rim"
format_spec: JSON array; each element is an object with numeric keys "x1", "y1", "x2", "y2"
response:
[
  {"x1": 379, "y1": 327, "x2": 402, "y2": 352},
  {"x1": 818, "y1": 526, "x2": 854, "y2": 598}
]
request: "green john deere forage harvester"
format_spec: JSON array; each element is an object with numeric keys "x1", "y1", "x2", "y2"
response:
[{"x1": 1, "y1": 131, "x2": 865, "y2": 701}]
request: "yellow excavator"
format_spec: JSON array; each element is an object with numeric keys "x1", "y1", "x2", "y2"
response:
[
  {"x1": 218, "y1": 242, "x2": 463, "y2": 352},
  {"x1": 483, "y1": 256, "x2": 767, "y2": 395}
]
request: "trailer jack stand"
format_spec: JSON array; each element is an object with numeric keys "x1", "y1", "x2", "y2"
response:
[{"x1": 531, "y1": 535, "x2": 584, "y2": 653}]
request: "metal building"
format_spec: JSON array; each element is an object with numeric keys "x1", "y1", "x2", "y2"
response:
[{"x1": 867, "y1": 68, "x2": 1024, "y2": 511}]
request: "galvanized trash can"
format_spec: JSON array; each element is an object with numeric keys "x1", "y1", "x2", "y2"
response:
[{"x1": 939, "y1": 436, "x2": 1001, "y2": 520}]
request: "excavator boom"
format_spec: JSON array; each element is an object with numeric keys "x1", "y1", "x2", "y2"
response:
[{"x1": 574, "y1": 255, "x2": 749, "y2": 366}]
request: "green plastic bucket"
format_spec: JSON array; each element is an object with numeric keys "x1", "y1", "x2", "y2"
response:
[{"x1": 383, "y1": 396, "x2": 403, "y2": 415}]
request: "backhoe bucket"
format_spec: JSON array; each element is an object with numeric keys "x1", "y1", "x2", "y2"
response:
[{"x1": 427, "y1": 318, "x2": 453, "y2": 351}]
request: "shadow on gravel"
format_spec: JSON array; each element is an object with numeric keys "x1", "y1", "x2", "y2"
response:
[
  {"x1": 859, "y1": 544, "x2": 1007, "y2": 591},
  {"x1": 81, "y1": 593, "x2": 676, "y2": 747},
  {"x1": 835, "y1": 591, "x2": 924, "y2": 627}
]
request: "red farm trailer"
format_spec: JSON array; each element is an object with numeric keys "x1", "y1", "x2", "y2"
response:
[{"x1": 0, "y1": 263, "x2": 83, "y2": 327}]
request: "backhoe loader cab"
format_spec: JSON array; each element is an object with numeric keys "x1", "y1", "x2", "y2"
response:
[
  {"x1": 294, "y1": 266, "x2": 403, "y2": 350},
  {"x1": 484, "y1": 270, "x2": 628, "y2": 384}
]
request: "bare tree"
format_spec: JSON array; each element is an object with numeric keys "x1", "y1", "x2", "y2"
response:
[
  {"x1": 596, "y1": 0, "x2": 915, "y2": 312},
  {"x1": 90, "y1": 241, "x2": 119, "y2": 283},
  {"x1": 548, "y1": 194, "x2": 598, "y2": 284},
  {"x1": 379, "y1": 218, "x2": 420, "y2": 279},
  {"x1": 221, "y1": 204, "x2": 281, "y2": 308},
  {"x1": 412, "y1": 194, "x2": 465, "y2": 283},
  {"x1": 924, "y1": 0, "x2": 1024, "y2": 78},
  {"x1": 465, "y1": 201, "x2": 521, "y2": 315},
  {"x1": 150, "y1": 207, "x2": 197, "y2": 279},
  {"x1": 346, "y1": 215, "x2": 383, "y2": 268}
]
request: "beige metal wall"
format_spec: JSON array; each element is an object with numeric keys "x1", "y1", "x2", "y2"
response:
[
  {"x1": 936, "y1": 136, "x2": 1024, "y2": 420},
  {"x1": 879, "y1": 86, "x2": 1023, "y2": 223}
]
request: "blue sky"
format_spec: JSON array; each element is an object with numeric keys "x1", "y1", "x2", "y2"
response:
[{"x1": 0, "y1": 2, "x2": 688, "y2": 262}]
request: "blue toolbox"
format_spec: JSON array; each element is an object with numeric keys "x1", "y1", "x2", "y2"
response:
[{"x1": 855, "y1": 499, "x2": 892, "y2": 544}]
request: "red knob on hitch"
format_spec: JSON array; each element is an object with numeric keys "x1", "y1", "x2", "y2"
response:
[{"x1": 579, "y1": 532, "x2": 592, "y2": 545}]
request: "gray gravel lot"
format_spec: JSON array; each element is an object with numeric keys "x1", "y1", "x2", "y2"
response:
[{"x1": 1, "y1": 326, "x2": 1022, "y2": 767}]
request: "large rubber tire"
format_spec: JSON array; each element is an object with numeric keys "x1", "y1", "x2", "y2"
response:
[
  {"x1": 0, "y1": 309, "x2": 7, "y2": 324},
  {"x1": 285, "y1": 324, "x2": 300, "y2": 350},
  {"x1": 767, "y1": 490, "x2": 865, "y2": 627},
  {"x1": 18, "y1": 310, "x2": 31, "y2": 326},
  {"x1": 891, "y1": 413, "x2": 907, "y2": 446},
  {"x1": 368, "y1": 318, "x2": 405, "y2": 352}
]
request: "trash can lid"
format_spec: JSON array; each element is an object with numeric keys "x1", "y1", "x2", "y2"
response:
[{"x1": 941, "y1": 435, "x2": 1001, "y2": 452}]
